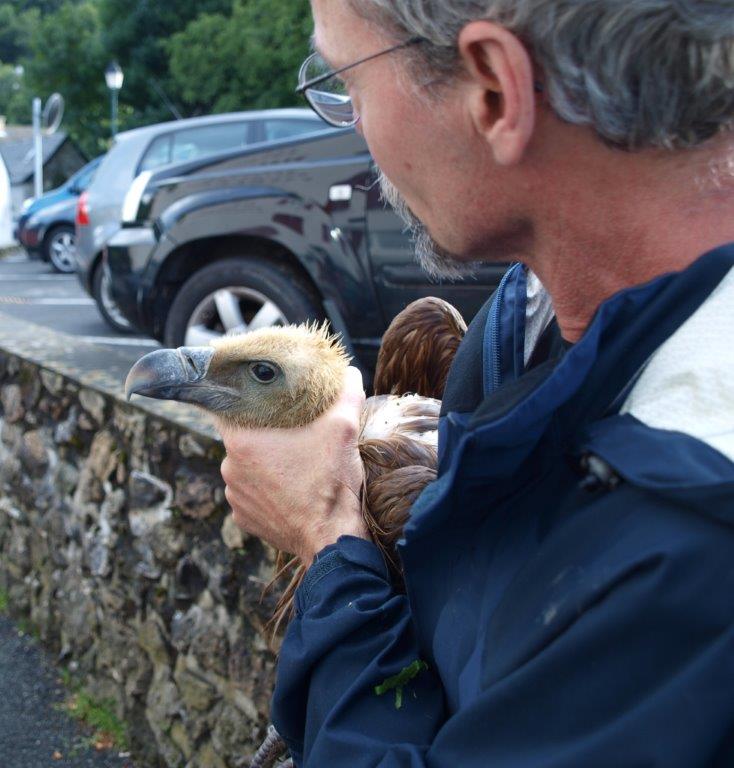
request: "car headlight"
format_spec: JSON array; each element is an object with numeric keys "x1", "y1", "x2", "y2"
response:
[
  {"x1": 21, "y1": 197, "x2": 34, "y2": 213},
  {"x1": 121, "y1": 171, "x2": 153, "y2": 224}
]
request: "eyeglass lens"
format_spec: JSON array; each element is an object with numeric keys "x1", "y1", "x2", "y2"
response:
[{"x1": 300, "y1": 53, "x2": 356, "y2": 127}]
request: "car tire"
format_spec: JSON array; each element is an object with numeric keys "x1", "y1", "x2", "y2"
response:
[
  {"x1": 92, "y1": 261, "x2": 135, "y2": 334},
  {"x1": 163, "y1": 255, "x2": 324, "y2": 348},
  {"x1": 44, "y1": 224, "x2": 77, "y2": 273}
]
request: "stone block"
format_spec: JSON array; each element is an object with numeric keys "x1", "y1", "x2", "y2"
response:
[
  {"x1": 174, "y1": 662, "x2": 217, "y2": 713},
  {"x1": 186, "y1": 743, "x2": 226, "y2": 768},
  {"x1": 40, "y1": 368, "x2": 65, "y2": 396},
  {"x1": 221, "y1": 514, "x2": 247, "y2": 551},
  {"x1": 174, "y1": 469, "x2": 219, "y2": 520},
  {"x1": 138, "y1": 612, "x2": 172, "y2": 669},
  {"x1": 79, "y1": 388, "x2": 107, "y2": 425},
  {"x1": 1, "y1": 384, "x2": 24, "y2": 423}
]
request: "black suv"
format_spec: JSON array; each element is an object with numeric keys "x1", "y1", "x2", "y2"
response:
[{"x1": 106, "y1": 128, "x2": 507, "y2": 371}]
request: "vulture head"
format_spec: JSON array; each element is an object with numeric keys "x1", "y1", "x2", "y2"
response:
[{"x1": 125, "y1": 323, "x2": 350, "y2": 428}]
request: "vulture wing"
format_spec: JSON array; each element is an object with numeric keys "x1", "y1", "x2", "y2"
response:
[
  {"x1": 373, "y1": 296, "x2": 467, "y2": 399},
  {"x1": 358, "y1": 297, "x2": 466, "y2": 581}
]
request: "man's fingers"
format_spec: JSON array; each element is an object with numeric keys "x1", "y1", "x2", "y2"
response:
[
  {"x1": 345, "y1": 365, "x2": 365, "y2": 397},
  {"x1": 339, "y1": 365, "x2": 366, "y2": 410}
]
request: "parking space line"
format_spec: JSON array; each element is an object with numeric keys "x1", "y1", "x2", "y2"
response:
[
  {"x1": 78, "y1": 336, "x2": 160, "y2": 347},
  {"x1": 0, "y1": 274, "x2": 77, "y2": 281},
  {"x1": 0, "y1": 298, "x2": 96, "y2": 306}
]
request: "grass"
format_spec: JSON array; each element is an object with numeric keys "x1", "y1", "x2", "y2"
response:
[
  {"x1": 57, "y1": 669, "x2": 129, "y2": 752},
  {"x1": 0, "y1": 590, "x2": 8, "y2": 614}
]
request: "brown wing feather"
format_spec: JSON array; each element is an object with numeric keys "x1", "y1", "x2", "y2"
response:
[
  {"x1": 362, "y1": 463, "x2": 436, "y2": 580},
  {"x1": 373, "y1": 297, "x2": 467, "y2": 399}
]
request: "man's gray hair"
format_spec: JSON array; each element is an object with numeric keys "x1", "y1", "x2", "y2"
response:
[{"x1": 350, "y1": 0, "x2": 734, "y2": 150}]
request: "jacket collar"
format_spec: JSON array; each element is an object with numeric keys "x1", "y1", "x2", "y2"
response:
[{"x1": 412, "y1": 244, "x2": 734, "y2": 540}]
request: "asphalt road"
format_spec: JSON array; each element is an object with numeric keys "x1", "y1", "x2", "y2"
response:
[
  {"x1": 0, "y1": 617, "x2": 135, "y2": 767},
  {"x1": 0, "y1": 251, "x2": 160, "y2": 378}
]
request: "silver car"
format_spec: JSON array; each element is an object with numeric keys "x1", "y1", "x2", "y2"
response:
[{"x1": 75, "y1": 108, "x2": 327, "y2": 331}]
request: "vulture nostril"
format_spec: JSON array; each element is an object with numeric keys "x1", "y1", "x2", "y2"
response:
[{"x1": 183, "y1": 353, "x2": 199, "y2": 376}]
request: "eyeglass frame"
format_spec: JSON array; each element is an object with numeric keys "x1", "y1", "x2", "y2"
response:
[
  {"x1": 296, "y1": 36, "x2": 544, "y2": 127},
  {"x1": 296, "y1": 37, "x2": 425, "y2": 126}
]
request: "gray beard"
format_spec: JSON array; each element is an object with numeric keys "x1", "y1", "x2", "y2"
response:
[{"x1": 377, "y1": 169, "x2": 477, "y2": 282}]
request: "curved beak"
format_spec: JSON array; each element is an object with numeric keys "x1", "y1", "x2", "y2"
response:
[{"x1": 125, "y1": 346, "x2": 216, "y2": 404}]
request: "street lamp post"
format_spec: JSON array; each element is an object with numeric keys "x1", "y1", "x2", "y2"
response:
[{"x1": 105, "y1": 61, "x2": 124, "y2": 139}]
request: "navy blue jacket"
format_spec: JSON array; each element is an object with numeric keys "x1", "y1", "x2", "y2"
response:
[{"x1": 272, "y1": 246, "x2": 734, "y2": 767}]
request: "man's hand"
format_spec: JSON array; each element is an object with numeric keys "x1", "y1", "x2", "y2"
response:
[{"x1": 219, "y1": 366, "x2": 369, "y2": 567}]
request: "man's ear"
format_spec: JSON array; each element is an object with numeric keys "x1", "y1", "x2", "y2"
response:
[{"x1": 458, "y1": 21, "x2": 537, "y2": 166}]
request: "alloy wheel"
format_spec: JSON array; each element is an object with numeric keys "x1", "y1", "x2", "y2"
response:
[
  {"x1": 48, "y1": 230, "x2": 77, "y2": 273},
  {"x1": 184, "y1": 287, "x2": 288, "y2": 346},
  {"x1": 100, "y1": 268, "x2": 133, "y2": 329}
]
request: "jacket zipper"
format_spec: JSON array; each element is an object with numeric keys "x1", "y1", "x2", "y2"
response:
[{"x1": 491, "y1": 267, "x2": 514, "y2": 392}]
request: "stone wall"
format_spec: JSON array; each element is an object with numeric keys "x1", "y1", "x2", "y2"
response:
[{"x1": 0, "y1": 343, "x2": 280, "y2": 768}]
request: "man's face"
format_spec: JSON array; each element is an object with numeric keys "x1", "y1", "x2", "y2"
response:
[
  {"x1": 311, "y1": 0, "x2": 538, "y2": 278},
  {"x1": 311, "y1": 0, "x2": 530, "y2": 275}
]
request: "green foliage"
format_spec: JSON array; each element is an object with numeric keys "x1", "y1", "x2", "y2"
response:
[
  {"x1": 22, "y1": 0, "x2": 109, "y2": 156},
  {"x1": 0, "y1": 5, "x2": 38, "y2": 63},
  {"x1": 59, "y1": 669, "x2": 129, "y2": 751},
  {"x1": 166, "y1": 0, "x2": 313, "y2": 115},
  {"x1": 1, "y1": 0, "x2": 315, "y2": 156},
  {"x1": 66, "y1": 691, "x2": 128, "y2": 749},
  {"x1": 0, "y1": 589, "x2": 8, "y2": 614},
  {"x1": 0, "y1": 61, "x2": 31, "y2": 123},
  {"x1": 96, "y1": 0, "x2": 233, "y2": 127}
]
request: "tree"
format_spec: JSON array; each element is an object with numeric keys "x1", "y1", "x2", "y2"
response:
[
  {"x1": 0, "y1": 4, "x2": 38, "y2": 63},
  {"x1": 0, "y1": 0, "x2": 314, "y2": 156},
  {"x1": 23, "y1": 0, "x2": 108, "y2": 156},
  {"x1": 166, "y1": 0, "x2": 313, "y2": 116},
  {"x1": 96, "y1": 0, "x2": 233, "y2": 126},
  {"x1": 0, "y1": 61, "x2": 33, "y2": 124}
]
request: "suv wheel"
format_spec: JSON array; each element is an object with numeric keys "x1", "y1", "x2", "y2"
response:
[
  {"x1": 45, "y1": 225, "x2": 77, "y2": 273},
  {"x1": 163, "y1": 256, "x2": 323, "y2": 348},
  {"x1": 92, "y1": 261, "x2": 134, "y2": 334}
]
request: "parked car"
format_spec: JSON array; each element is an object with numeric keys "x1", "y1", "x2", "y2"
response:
[
  {"x1": 105, "y1": 128, "x2": 508, "y2": 374},
  {"x1": 16, "y1": 156, "x2": 102, "y2": 273},
  {"x1": 75, "y1": 108, "x2": 330, "y2": 332}
]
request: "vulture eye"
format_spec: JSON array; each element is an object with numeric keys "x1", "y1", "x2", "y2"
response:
[{"x1": 249, "y1": 362, "x2": 279, "y2": 384}]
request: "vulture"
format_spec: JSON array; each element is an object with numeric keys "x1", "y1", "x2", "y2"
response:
[
  {"x1": 125, "y1": 297, "x2": 466, "y2": 768},
  {"x1": 125, "y1": 297, "x2": 466, "y2": 619}
]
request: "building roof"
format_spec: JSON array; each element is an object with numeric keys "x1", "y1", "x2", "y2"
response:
[{"x1": 0, "y1": 125, "x2": 70, "y2": 185}]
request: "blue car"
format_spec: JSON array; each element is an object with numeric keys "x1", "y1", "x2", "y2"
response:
[{"x1": 16, "y1": 156, "x2": 102, "y2": 273}]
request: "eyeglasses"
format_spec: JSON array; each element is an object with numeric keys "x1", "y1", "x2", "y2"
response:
[
  {"x1": 297, "y1": 38, "x2": 545, "y2": 128},
  {"x1": 296, "y1": 37, "x2": 425, "y2": 128}
]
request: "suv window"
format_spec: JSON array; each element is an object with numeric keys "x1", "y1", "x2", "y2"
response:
[
  {"x1": 171, "y1": 122, "x2": 251, "y2": 163},
  {"x1": 139, "y1": 122, "x2": 253, "y2": 172},
  {"x1": 262, "y1": 119, "x2": 323, "y2": 142},
  {"x1": 139, "y1": 135, "x2": 172, "y2": 172}
]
